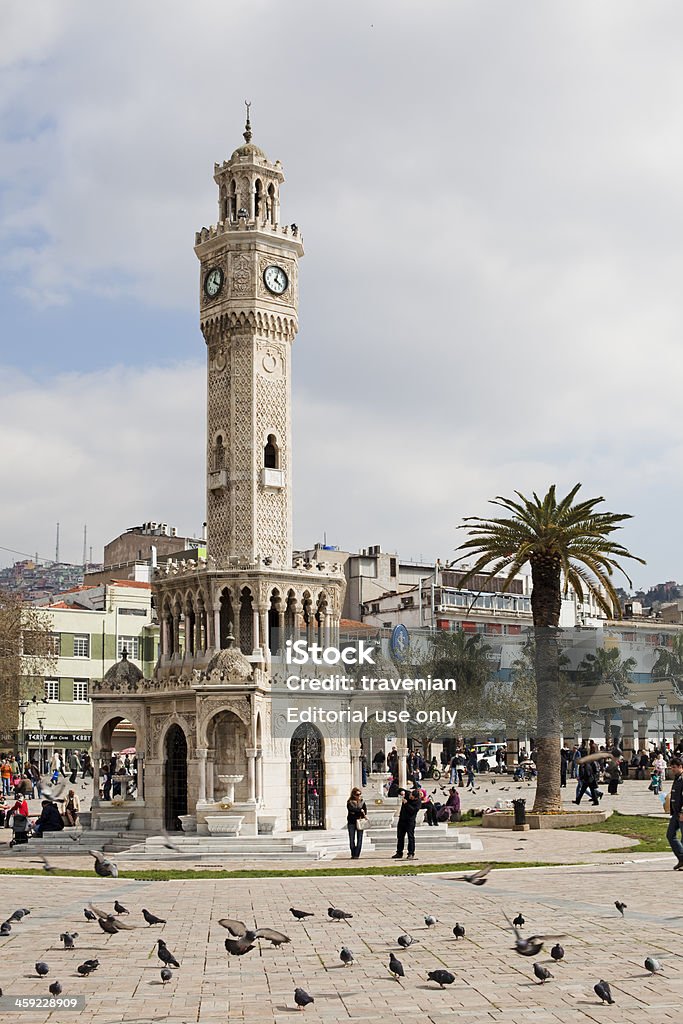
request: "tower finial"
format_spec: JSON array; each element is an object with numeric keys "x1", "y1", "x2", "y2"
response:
[{"x1": 244, "y1": 100, "x2": 252, "y2": 143}]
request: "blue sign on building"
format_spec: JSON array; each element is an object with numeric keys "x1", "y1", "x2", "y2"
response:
[{"x1": 390, "y1": 624, "x2": 410, "y2": 662}]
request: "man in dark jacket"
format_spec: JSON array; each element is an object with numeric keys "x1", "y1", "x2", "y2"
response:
[
  {"x1": 667, "y1": 757, "x2": 683, "y2": 869},
  {"x1": 392, "y1": 789, "x2": 421, "y2": 860},
  {"x1": 573, "y1": 755, "x2": 602, "y2": 806},
  {"x1": 32, "y1": 800, "x2": 64, "y2": 836}
]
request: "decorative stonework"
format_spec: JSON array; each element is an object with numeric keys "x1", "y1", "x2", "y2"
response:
[{"x1": 231, "y1": 252, "x2": 253, "y2": 295}]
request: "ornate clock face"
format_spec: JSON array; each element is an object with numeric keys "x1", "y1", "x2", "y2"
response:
[
  {"x1": 204, "y1": 267, "x2": 224, "y2": 298},
  {"x1": 263, "y1": 265, "x2": 288, "y2": 295}
]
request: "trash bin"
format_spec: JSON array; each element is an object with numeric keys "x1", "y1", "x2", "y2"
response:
[{"x1": 512, "y1": 798, "x2": 527, "y2": 827}]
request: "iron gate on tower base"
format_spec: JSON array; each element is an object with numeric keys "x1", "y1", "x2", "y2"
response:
[
  {"x1": 290, "y1": 723, "x2": 325, "y2": 830},
  {"x1": 164, "y1": 724, "x2": 188, "y2": 831}
]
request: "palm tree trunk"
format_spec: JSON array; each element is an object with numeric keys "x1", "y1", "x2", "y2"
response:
[{"x1": 530, "y1": 561, "x2": 562, "y2": 813}]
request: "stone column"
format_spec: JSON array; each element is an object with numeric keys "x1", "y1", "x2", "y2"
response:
[
  {"x1": 637, "y1": 711, "x2": 652, "y2": 751},
  {"x1": 206, "y1": 750, "x2": 215, "y2": 801},
  {"x1": 245, "y1": 747, "x2": 257, "y2": 803},
  {"x1": 259, "y1": 608, "x2": 269, "y2": 654},
  {"x1": 397, "y1": 744, "x2": 408, "y2": 790},
  {"x1": 233, "y1": 601, "x2": 241, "y2": 648},
  {"x1": 350, "y1": 748, "x2": 362, "y2": 789},
  {"x1": 197, "y1": 748, "x2": 208, "y2": 804},
  {"x1": 253, "y1": 608, "x2": 261, "y2": 653},
  {"x1": 256, "y1": 748, "x2": 264, "y2": 803},
  {"x1": 173, "y1": 611, "x2": 181, "y2": 655},
  {"x1": 161, "y1": 617, "x2": 169, "y2": 660},
  {"x1": 277, "y1": 611, "x2": 285, "y2": 654}
]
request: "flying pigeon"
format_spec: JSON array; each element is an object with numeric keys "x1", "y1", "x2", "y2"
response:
[
  {"x1": 389, "y1": 952, "x2": 404, "y2": 980},
  {"x1": 156, "y1": 940, "x2": 180, "y2": 968},
  {"x1": 594, "y1": 980, "x2": 614, "y2": 1004},
  {"x1": 142, "y1": 909, "x2": 166, "y2": 926},
  {"x1": 456, "y1": 865, "x2": 492, "y2": 886},
  {"x1": 339, "y1": 946, "x2": 354, "y2": 966},
  {"x1": 427, "y1": 969, "x2": 455, "y2": 988},
  {"x1": 504, "y1": 912, "x2": 566, "y2": 957},
  {"x1": 550, "y1": 944, "x2": 564, "y2": 962},
  {"x1": 453, "y1": 923, "x2": 465, "y2": 940},
  {"x1": 290, "y1": 908, "x2": 314, "y2": 920},
  {"x1": 294, "y1": 987, "x2": 314, "y2": 1010},
  {"x1": 34, "y1": 854, "x2": 58, "y2": 873},
  {"x1": 35, "y1": 962, "x2": 49, "y2": 977},
  {"x1": 253, "y1": 928, "x2": 291, "y2": 947},
  {"x1": 89, "y1": 851, "x2": 118, "y2": 878},
  {"x1": 534, "y1": 963, "x2": 552, "y2": 983},
  {"x1": 327, "y1": 907, "x2": 353, "y2": 920}
]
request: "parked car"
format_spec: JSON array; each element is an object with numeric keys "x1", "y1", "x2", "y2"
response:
[{"x1": 474, "y1": 743, "x2": 508, "y2": 773}]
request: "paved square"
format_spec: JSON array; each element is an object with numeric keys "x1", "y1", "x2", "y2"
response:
[{"x1": 0, "y1": 855, "x2": 680, "y2": 1024}]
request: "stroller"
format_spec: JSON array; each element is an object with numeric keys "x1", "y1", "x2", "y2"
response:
[{"x1": 9, "y1": 812, "x2": 29, "y2": 848}]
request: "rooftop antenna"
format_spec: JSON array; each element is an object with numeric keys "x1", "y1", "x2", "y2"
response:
[
  {"x1": 82, "y1": 524, "x2": 87, "y2": 568},
  {"x1": 244, "y1": 100, "x2": 252, "y2": 143},
  {"x1": 55, "y1": 522, "x2": 60, "y2": 564}
]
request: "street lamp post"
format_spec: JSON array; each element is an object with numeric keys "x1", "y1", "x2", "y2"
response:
[
  {"x1": 37, "y1": 716, "x2": 45, "y2": 776},
  {"x1": 658, "y1": 692, "x2": 667, "y2": 753},
  {"x1": 18, "y1": 700, "x2": 29, "y2": 768}
]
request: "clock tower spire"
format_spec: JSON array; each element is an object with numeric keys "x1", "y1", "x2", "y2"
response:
[{"x1": 195, "y1": 114, "x2": 302, "y2": 570}]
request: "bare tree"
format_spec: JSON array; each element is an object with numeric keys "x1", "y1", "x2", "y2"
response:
[{"x1": 0, "y1": 590, "x2": 56, "y2": 746}]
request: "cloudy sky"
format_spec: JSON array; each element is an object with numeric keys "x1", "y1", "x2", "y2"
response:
[{"x1": 1, "y1": 0, "x2": 682, "y2": 588}]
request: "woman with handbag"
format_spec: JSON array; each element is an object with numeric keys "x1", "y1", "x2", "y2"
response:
[{"x1": 346, "y1": 787, "x2": 367, "y2": 859}]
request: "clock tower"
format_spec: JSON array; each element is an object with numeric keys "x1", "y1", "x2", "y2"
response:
[{"x1": 195, "y1": 108, "x2": 302, "y2": 570}]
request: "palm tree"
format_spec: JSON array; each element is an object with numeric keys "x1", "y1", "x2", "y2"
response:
[{"x1": 455, "y1": 484, "x2": 644, "y2": 812}]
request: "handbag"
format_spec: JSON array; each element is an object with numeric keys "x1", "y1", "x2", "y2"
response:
[{"x1": 357, "y1": 817, "x2": 370, "y2": 831}]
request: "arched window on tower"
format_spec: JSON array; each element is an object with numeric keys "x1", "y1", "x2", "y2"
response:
[
  {"x1": 229, "y1": 179, "x2": 237, "y2": 221},
  {"x1": 264, "y1": 434, "x2": 279, "y2": 469},
  {"x1": 220, "y1": 187, "x2": 228, "y2": 222},
  {"x1": 267, "y1": 183, "x2": 276, "y2": 225},
  {"x1": 214, "y1": 435, "x2": 226, "y2": 471},
  {"x1": 254, "y1": 179, "x2": 263, "y2": 220}
]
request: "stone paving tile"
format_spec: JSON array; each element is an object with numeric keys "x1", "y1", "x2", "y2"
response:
[{"x1": 0, "y1": 858, "x2": 681, "y2": 1023}]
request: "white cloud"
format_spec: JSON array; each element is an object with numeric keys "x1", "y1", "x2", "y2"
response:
[{"x1": 1, "y1": 1, "x2": 683, "y2": 587}]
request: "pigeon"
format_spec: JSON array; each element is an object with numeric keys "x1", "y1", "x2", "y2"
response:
[
  {"x1": 504, "y1": 913, "x2": 566, "y2": 957},
  {"x1": 0, "y1": 922, "x2": 11, "y2": 935},
  {"x1": 142, "y1": 909, "x2": 166, "y2": 926},
  {"x1": 424, "y1": 915, "x2": 438, "y2": 928},
  {"x1": 550, "y1": 944, "x2": 565, "y2": 962},
  {"x1": 456, "y1": 865, "x2": 491, "y2": 886},
  {"x1": 89, "y1": 850, "x2": 118, "y2": 878},
  {"x1": 160, "y1": 968, "x2": 173, "y2": 984},
  {"x1": 290, "y1": 908, "x2": 314, "y2": 920},
  {"x1": 339, "y1": 946, "x2": 354, "y2": 966},
  {"x1": 614, "y1": 901, "x2": 627, "y2": 916},
  {"x1": 453, "y1": 923, "x2": 465, "y2": 940},
  {"x1": 254, "y1": 928, "x2": 290, "y2": 947},
  {"x1": 60, "y1": 932, "x2": 78, "y2": 949},
  {"x1": 534, "y1": 963, "x2": 552, "y2": 983},
  {"x1": 157, "y1": 939, "x2": 180, "y2": 968},
  {"x1": 389, "y1": 952, "x2": 404, "y2": 980},
  {"x1": 77, "y1": 960, "x2": 99, "y2": 976},
  {"x1": 33, "y1": 854, "x2": 57, "y2": 873},
  {"x1": 427, "y1": 969, "x2": 455, "y2": 988},
  {"x1": 49, "y1": 981, "x2": 62, "y2": 997},
  {"x1": 594, "y1": 980, "x2": 614, "y2": 1004},
  {"x1": 218, "y1": 918, "x2": 250, "y2": 937},
  {"x1": 327, "y1": 907, "x2": 353, "y2": 920},
  {"x1": 294, "y1": 987, "x2": 314, "y2": 1010},
  {"x1": 35, "y1": 962, "x2": 49, "y2": 977},
  {"x1": 83, "y1": 909, "x2": 97, "y2": 922},
  {"x1": 397, "y1": 933, "x2": 417, "y2": 948},
  {"x1": 8, "y1": 909, "x2": 28, "y2": 922},
  {"x1": 114, "y1": 900, "x2": 129, "y2": 915},
  {"x1": 513, "y1": 913, "x2": 525, "y2": 928},
  {"x1": 224, "y1": 937, "x2": 255, "y2": 956},
  {"x1": 98, "y1": 916, "x2": 136, "y2": 934},
  {"x1": 644, "y1": 956, "x2": 662, "y2": 975}
]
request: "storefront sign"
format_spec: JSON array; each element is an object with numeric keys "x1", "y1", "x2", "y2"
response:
[{"x1": 26, "y1": 732, "x2": 92, "y2": 743}]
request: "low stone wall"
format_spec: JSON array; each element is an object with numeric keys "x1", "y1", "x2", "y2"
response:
[{"x1": 481, "y1": 809, "x2": 610, "y2": 829}]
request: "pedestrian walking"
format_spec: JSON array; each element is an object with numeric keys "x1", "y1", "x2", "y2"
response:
[
  {"x1": 573, "y1": 755, "x2": 602, "y2": 806},
  {"x1": 605, "y1": 759, "x2": 621, "y2": 796},
  {"x1": 346, "y1": 787, "x2": 367, "y2": 859},
  {"x1": 392, "y1": 789, "x2": 421, "y2": 860},
  {"x1": 666, "y1": 757, "x2": 683, "y2": 870}
]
